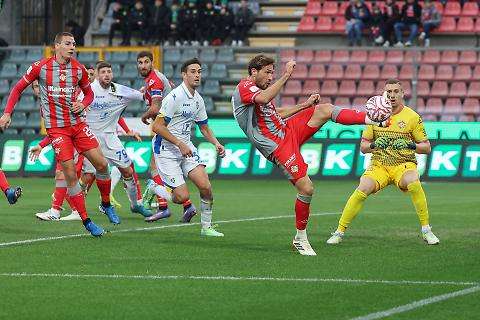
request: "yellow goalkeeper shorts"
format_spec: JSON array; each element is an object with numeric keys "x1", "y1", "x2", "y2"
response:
[{"x1": 362, "y1": 162, "x2": 418, "y2": 192}]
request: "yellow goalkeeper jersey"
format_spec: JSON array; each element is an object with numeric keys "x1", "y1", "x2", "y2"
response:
[{"x1": 362, "y1": 106, "x2": 428, "y2": 166}]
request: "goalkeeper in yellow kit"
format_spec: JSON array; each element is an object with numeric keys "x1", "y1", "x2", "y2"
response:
[{"x1": 327, "y1": 79, "x2": 440, "y2": 245}]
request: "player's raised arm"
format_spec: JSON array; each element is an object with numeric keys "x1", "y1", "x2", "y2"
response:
[{"x1": 276, "y1": 93, "x2": 320, "y2": 119}]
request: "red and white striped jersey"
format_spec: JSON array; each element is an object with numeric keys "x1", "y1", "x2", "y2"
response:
[
  {"x1": 143, "y1": 69, "x2": 172, "y2": 105},
  {"x1": 23, "y1": 57, "x2": 90, "y2": 128}
]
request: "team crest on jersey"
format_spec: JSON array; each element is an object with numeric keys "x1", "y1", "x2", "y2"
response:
[
  {"x1": 290, "y1": 165, "x2": 298, "y2": 173},
  {"x1": 249, "y1": 85, "x2": 260, "y2": 93},
  {"x1": 260, "y1": 104, "x2": 275, "y2": 116},
  {"x1": 59, "y1": 70, "x2": 67, "y2": 81},
  {"x1": 397, "y1": 120, "x2": 406, "y2": 129}
]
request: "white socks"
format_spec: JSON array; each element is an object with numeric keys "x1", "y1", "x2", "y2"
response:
[
  {"x1": 295, "y1": 229, "x2": 307, "y2": 241},
  {"x1": 150, "y1": 183, "x2": 172, "y2": 201},
  {"x1": 123, "y1": 176, "x2": 138, "y2": 207},
  {"x1": 200, "y1": 198, "x2": 213, "y2": 229},
  {"x1": 111, "y1": 167, "x2": 122, "y2": 191}
]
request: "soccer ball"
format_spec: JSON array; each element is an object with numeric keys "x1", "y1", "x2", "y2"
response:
[{"x1": 365, "y1": 95, "x2": 392, "y2": 122}]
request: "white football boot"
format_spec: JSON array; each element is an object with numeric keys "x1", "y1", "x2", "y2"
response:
[
  {"x1": 422, "y1": 226, "x2": 440, "y2": 245},
  {"x1": 326, "y1": 231, "x2": 344, "y2": 245},
  {"x1": 35, "y1": 208, "x2": 60, "y2": 221},
  {"x1": 292, "y1": 237, "x2": 317, "y2": 256},
  {"x1": 60, "y1": 210, "x2": 82, "y2": 221}
]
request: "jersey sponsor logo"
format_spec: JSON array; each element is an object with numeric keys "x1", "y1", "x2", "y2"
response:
[
  {"x1": 47, "y1": 85, "x2": 76, "y2": 94},
  {"x1": 51, "y1": 137, "x2": 63, "y2": 146},
  {"x1": 397, "y1": 120, "x2": 406, "y2": 129},
  {"x1": 181, "y1": 110, "x2": 194, "y2": 119},
  {"x1": 260, "y1": 104, "x2": 276, "y2": 117},
  {"x1": 284, "y1": 153, "x2": 296, "y2": 167}
]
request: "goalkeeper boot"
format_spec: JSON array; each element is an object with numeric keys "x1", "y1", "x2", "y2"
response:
[
  {"x1": 99, "y1": 204, "x2": 121, "y2": 225},
  {"x1": 144, "y1": 208, "x2": 170, "y2": 222},
  {"x1": 326, "y1": 231, "x2": 344, "y2": 244},
  {"x1": 110, "y1": 194, "x2": 122, "y2": 209},
  {"x1": 84, "y1": 219, "x2": 104, "y2": 237},
  {"x1": 142, "y1": 179, "x2": 156, "y2": 210},
  {"x1": 181, "y1": 204, "x2": 197, "y2": 223},
  {"x1": 201, "y1": 225, "x2": 224, "y2": 237},
  {"x1": 5, "y1": 186, "x2": 22, "y2": 205},
  {"x1": 292, "y1": 237, "x2": 316, "y2": 256},
  {"x1": 422, "y1": 226, "x2": 440, "y2": 245},
  {"x1": 35, "y1": 208, "x2": 60, "y2": 221},
  {"x1": 131, "y1": 204, "x2": 152, "y2": 217}
]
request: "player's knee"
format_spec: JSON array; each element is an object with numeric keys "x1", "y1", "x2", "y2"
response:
[
  {"x1": 406, "y1": 179, "x2": 421, "y2": 193},
  {"x1": 120, "y1": 167, "x2": 133, "y2": 179},
  {"x1": 94, "y1": 160, "x2": 108, "y2": 173},
  {"x1": 299, "y1": 182, "x2": 314, "y2": 197},
  {"x1": 173, "y1": 192, "x2": 189, "y2": 204}
]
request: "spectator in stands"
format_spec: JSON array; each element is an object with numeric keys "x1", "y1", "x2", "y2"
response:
[
  {"x1": 65, "y1": 20, "x2": 86, "y2": 46},
  {"x1": 147, "y1": 0, "x2": 171, "y2": 45},
  {"x1": 125, "y1": 0, "x2": 148, "y2": 45},
  {"x1": 216, "y1": 4, "x2": 234, "y2": 45},
  {"x1": 345, "y1": 0, "x2": 370, "y2": 46},
  {"x1": 370, "y1": 3, "x2": 385, "y2": 45},
  {"x1": 232, "y1": 0, "x2": 255, "y2": 46},
  {"x1": 108, "y1": 2, "x2": 129, "y2": 45},
  {"x1": 178, "y1": 1, "x2": 201, "y2": 46},
  {"x1": 200, "y1": 1, "x2": 218, "y2": 46},
  {"x1": 380, "y1": 0, "x2": 400, "y2": 47},
  {"x1": 169, "y1": 1, "x2": 182, "y2": 46},
  {"x1": 418, "y1": 0, "x2": 441, "y2": 47},
  {"x1": 394, "y1": 0, "x2": 422, "y2": 47}
]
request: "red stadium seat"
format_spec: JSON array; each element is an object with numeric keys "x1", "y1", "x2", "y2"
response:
[
  {"x1": 339, "y1": 1, "x2": 350, "y2": 15},
  {"x1": 422, "y1": 114, "x2": 438, "y2": 121},
  {"x1": 302, "y1": 80, "x2": 320, "y2": 95},
  {"x1": 280, "y1": 97, "x2": 296, "y2": 106},
  {"x1": 357, "y1": 81, "x2": 375, "y2": 96},
  {"x1": 331, "y1": 50, "x2": 349, "y2": 63},
  {"x1": 433, "y1": 2, "x2": 444, "y2": 14},
  {"x1": 463, "y1": 98, "x2": 480, "y2": 114},
  {"x1": 305, "y1": 0, "x2": 321, "y2": 16},
  {"x1": 438, "y1": 17, "x2": 456, "y2": 32},
  {"x1": 316, "y1": 17, "x2": 333, "y2": 32},
  {"x1": 473, "y1": 66, "x2": 480, "y2": 81},
  {"x1": 425, "y1": 98, "x2": 444, "y2": 114},
  {"x1": 352, "y1": 97, "x2": 367, "y2": 111},
  {"x1": 308, "y1": 64, "x2": 326, "y2": 79},
  {"x1": 398, "y1": 65, "x2": 414, "y2": 80},
  {"x1": 402, "y1": 81, "x2": 412, "y2": 96},
  {"x1": 385, "y1": 50, "x2": 403, "y2": 64},
  {"x1": 362, "y1": 65, "x2": 380, "y2": 80},
  {"x1": 404, "y1": 51, "x2": 421, "y2": 63},
  {"x1": 458, "y1": 115, "x2": 475, "y2": 121},
  {"x1": 453, "y1": 65, "x2": 472, "y2": 81},
  {"x1": 332, "y1": 17, "x2": 346, "y2": 32},
  {"x1": 444, "y1": 2, "x2": 461, "y2": 16},
  {"x1": 320, "y1": 80, "x2": 338, "y2": 96},
  {"x1": 467, "y1": 82, "x2": 480, "y2": 98},
  {"x1": 475, "y1": 18, "x2": 480, "y2": 32},
  {"x1": 333, "y1": 97, "x2": 351, "y2": 108},
  {"x1": 436, "y1": 65, "x2": 453, "y2": 81},
  {"x1": 291, "y1": 64, "x2": 308, "y2": 79},
  {"x1": 444, "y1": 98, "x2": 462, "y2": 114},
  {"x1": 283, "y1": 80, "x2": 302, "y2": 95},
  {"x1": 326, "y1": 64, "x2": 344, "y2": 79},
  {"x1": 459, "y1": 50, "x2": 477, "y2": 65},
  {"x1": 314, "y1": 50, "x2": 331, "y2": 63},
  {"x1": 338, "y1": 80, "x2": 356, "y2": 96},
  {"x1": 380, "y1": 65, "x2": 399, "y2": 80},
  {"x1": 418, "y1": 65, "x2": 435, "y2": 80},
  {"x1": 368, "y1": 50, "x2": 385, "y2": 63},
  {"x1": 462, "y1": 2, "x2": 479, "y2": 17},
  {"x1": 440, "y1": 114, "x2": 458, "y2": 121},
  {"x1": 322, "y1": 1, "x2": 338, "y2": 15},
  {"x1": 457, "y1": 17, "x2": 474, "y2": 32},
  {"x1": 415, "y1": 98, "x2": 425, "y2": 112},
  {"x1": 430, "y1": 81, "x2": 449, "y2": 97},
  {"x1": 422, "y1": 50, "x2": 440, "y2": 64},
  {"x1": 280, "y1": 49, "x2": 295, "y2": 62},
  {"x1": 320, "y1": 96, "x2": 332, "y2": 104},
  {"x1": 298, "y1": 16, "x2": 315, "y2": 32},
  {"x1": 297, "y1": 50, "x2": 313, "y2": 63},
  {"x1": 449, "y1": 81, "x2": 467, "y2": 98},
  {"x1": 417, "y1": 81, "x2": 430, "y2": 96},
  {"x1": 344, "y1": 64, "x2": 361, "y2": 80},
  {"x1": 350, "y1": 50, "x2": 367, "y2": 63},
  {"x1": 440, "y1": 50, "x2": 459, "y2": 64}
]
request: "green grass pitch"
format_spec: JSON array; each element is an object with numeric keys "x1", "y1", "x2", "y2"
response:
[{"x1": 0, "y1": 177, "x2": 479, "y2": 319}]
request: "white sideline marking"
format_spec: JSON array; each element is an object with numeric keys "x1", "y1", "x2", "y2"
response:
[
  {"x1": 0, "y1": 272, "x2": 477, "y2": 287},
  {"x1": 0, "y1": 212, "x2": 337, "y2": 248},
  {"x1": 350, "y1": 286, "x2": 480, "y2": 320}
]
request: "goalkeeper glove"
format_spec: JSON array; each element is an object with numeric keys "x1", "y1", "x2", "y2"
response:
[
  {"x1": 391, "y1": 138, "x2": 416, "y2": 150},
  {"x1": 370, "y1": 136, "x2": 390, "y2": 150}
]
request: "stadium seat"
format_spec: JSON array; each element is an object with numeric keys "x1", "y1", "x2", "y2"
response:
[
  {"x1": 164, "y1": 49, "x2": 181, "y2": 63},
  {"x1": 357, "y1": 81, "x2": 375, "y2": 96},
  {"x1": 436, "y1": 65, "x2": 453, "y2": 81},
  {"x1": 430, "y1": 81, "x2": 449, "y2": 97},
  {"x1": 438, "y1": 17, "x2": 456, "y2": 32},
  {"x1": 302, "y1": 80, "x2": 320, "y2": 95},
  {"x1": 398, "y1": 65, "x2": 414, "y2": 80},
  {"x1": 350, "y1": 50, "x2": 367, "y2": 63},
  {"x1": 326, "y1": 64, "x2": 344, "y2": 80},
  {"x1": 415, "y1": 98, "x2": 425, "y2": 112},
  {"x1": 292, "y1": 64, "x2": 308, "y2": 79},
  {"x1": 440, "y1": 50, "x2": 458, "y2": 64},
  {"x1": 422, "y1": 114, "x2": 438, "y2": 121},
  {"x1": 217, "y1": 48, "x2": 234, "y2": 63},
  {"x1": 163, "y1": 64, "x2": 174, "y2": 78},
  {"x1": 77, "y1": 52, "x2": 98, "y2": 64},
  {"x1": 385, "y1": 50, "x2": 403, "y2": 64},
  {"x1": 418, "y1": 65, "x2": 435, "y2": 80},
  {"x1": 17, "y1": 96, "x2": 36, "y2": 111},
  {"x1": 209, "y1": 64, "x2": 227, "y2": 79},
  {"x1": 367, "y1": 50, "x2": 385, "y2": 63},
  {"x1": 315, "y1": 17, "x2": 333, "y2": 32},
  {"x1": 181, "y1": 48, "x2": 198, "y2": 61},
  {"x1": 344, "y1": 64, "x2": 361, "y2": 80},
  {"x1": 3, "y1": 128, "x2": 18, "y2": 134},
  {"x1": 26, "y1": 112, "x2": 41, "y2": 127},
  {"x1": 297, "y1": 50, "x2": 313, "y2": 63},
  {"x1": 422, "y1": 50, "x2": 440, "y2": 64},
  {"x1": 339, "y1": 1, "x2": 350, "y2": 15},
  {"x1": 320, "y1": 80, "x2": 338, "y2": 96},
  {"x1": 0, "y1": 63, "x2": 17, "y2": 78},
  {"x1": 110, "y1": 64, "x2": 121, "y2": 76},
  {"x1": 320, "y1": 96, "x2": 332, "y2": 104},
  {"x1": 199, "y1": 48, "x2": 217, "y2": 63},
  {"x1": 338, "y1": 80, "x2": 356, "y2": 96},
  {"x1": 10, "y1": 112, "x2": 27, "y2": 128},
  {"x1": 472, "y1": 66, "x2": 480, "y2": 81},
  {"x1": 467, "y1": 82, "x2": 480, "y2": 98},
  {"x1": 202, "y1": 80, "x2": 220, "y2": 95},
  {"x1": 280, "y1": 97, "x2": 296, "y2": 106},
  {"x1": 462, "y1": 2, "x2": 479, "y2": 16},
  {"x1": 18, "y1": 63, "x2": 31, "y2": 74},
  {"x1": 0, "y1": 79, "x2": 9, "y2": 95},
  {"x1": 322, "y1": 1, "x2": 338, "y2": 15},
  {"x1": 332, "y1": 50, "x2": 349, "y2": 63},
  {"x1": 298, "y1": 16, "x2": 315, "y2": 32},
  {"x1": 332, "y1": 17, "x2": 346, "y2": 32},
  {"x1": 110, "y1": 51, "x2": 130, "y2": 62},
  {"x1": 305, "y1": 0, "x2": 321, "y2": 15},
  {"x1": 457, "y1": 17, "x2": 474, "y2": 32},
  {"x1": 449, "y1": 81, "x2": 467, "y2": 98},
  {"x1": 21, "y1": 128, "x2": 37, "y2": 135},
  {"x1": 440, "y1": 114, "x2": 457, "y2": 122},
  {"x1": 453, "y1": 65, "x2": 472, "y2": 81},
  {"x1": 308, "y1": 64, "x2": 326, "y2": 79},
  {"x1": 404, "y1": 51, "x2": 421, "y2": 63},
  {"x1": 280, "y1": 49, "x2": 296, "y2": 62},
  {"x1": 463, "y1": 98, "x2": 480, "y2": 114},
  {"x1": 458, "y1": 115, "x2": 475, "y2": 121},
  {"x1": 8, "y1": 49, "x2": 26, "y2": 63},
  {"x1": 444, "y1": 98, "x2": 462, "y2": 114},
  {"x1": 432, "y1": 1, "x2": 444, "y2": 14},
  {"x1": 314, "y1": 50, "x2": 331, "y2": 63},
  {"x1": 283, "y1": 80, "x2": 302, "y2": 95},
  {"x1": 380, "y1": 65, "x2": 398, "y2": 79},
  {"x1": 26, "y1": 48, "x2": 44, "y2": 61},
  {"x1": 417, "y1": 81, "x2": 430, "y2": 96},
  {"x1": 203, "y1": 96, "x2": 214, "y2": 112},
  {"x1": 458, "y1": 50, "x2": 477, "y2": 65},
  {"x1": 351, "y1": 97, "x2": 367, "y2": 111},
  {"x1": 362, "y1": 65, "x2": 380, "y2": 80},
  {"x1": 132, "y1": 79, "x2": 144, "y2": 89},
  {"x1": 444, "y1": 2, "x2": 461, "y2": 16},
  {"x1": 122, "y1": 64, "x2": 138, "y2": 78},
  {"x1": 425, "y1": 98, "x2": 443, "y2": 114},
  {"x1": 475, "y1": 18, "x2": 480, "y2": 32},
  {"x1": 333, "y1": 97, "x2": 351, "y2": 108}
]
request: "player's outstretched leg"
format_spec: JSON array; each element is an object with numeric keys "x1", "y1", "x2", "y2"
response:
[
  {"x1": 0, "y1": 170, "x2": 21, "y2": 205},
  {"x1": 292, "y1": 176, "x2": 315, "y2": 256}
]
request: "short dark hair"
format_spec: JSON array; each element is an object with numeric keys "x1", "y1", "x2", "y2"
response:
[
  {"x1": 181, "y1": 58, "x2": 202, "y2": 73},
  {"x1": 96, "y1": 61, "x2": 112, "y2": 71},
  {"x1": 54, "y1": 32, "x2": 74, "y2": 44},
  {"x1": 385, "y1": 78, "x2": 401, "y2": 86},
  {"x1": 85, "y1": 64, "x2": 95, "y2": 70},
  {"x1": 247, "y1": 54, "x2": 275, "y2": 75},
  {"x1": 137, "y1": 51, "x2": 153, "y2": 61}
]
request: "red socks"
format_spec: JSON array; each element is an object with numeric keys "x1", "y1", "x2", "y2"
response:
[
  {"x1": 295, "y1": 194, "x2": 312, "y2": 230},
  {"x1": 52, "y1": 186, "x2": 67, "y2": 211},
  {"x1": 95, "y1": 178, "x2": 111, "y2": 204},
  {"x1": 68, "y1": 191, "x2": 88, "y2": 221},
  {"x1": 0, "y1": 170, "x2": 10, "y2": 193},
  {"x1": 333, "y1": 108, "x2": 367, "y2": 125}
]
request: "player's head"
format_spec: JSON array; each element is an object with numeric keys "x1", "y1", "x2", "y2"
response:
[
  {"x1": 247, "y1": 54, "x2": 275, "y2": 90},
  {"x1": 85, "y1": 65, "x2": 95, "y2": 83},
  {"x1": 384, "y1": 79, "x2": 404, "y2": 109},
  {"x1": 53, "y1": 32, "x2": 76, "y2": 60},
  {"x1": 137, "y1": 51, "x2": 154, "y2": 77},
  {"x1": 96, "y1": 61, "x2": 113, "y2": 87},
  {"x1": 181, "y1": 58, "x2": 202, "y2": 89},
  {"x1": 31, "y1": 80, "x2": 40, "y2": 98}
]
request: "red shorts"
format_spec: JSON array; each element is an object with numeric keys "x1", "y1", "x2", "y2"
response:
[
  {"x1": 270, "y1": 107, "x2": 318, "y2": 184},
  {"x1": 47, "y1": 122, "x2": 99, "y2": 162}
]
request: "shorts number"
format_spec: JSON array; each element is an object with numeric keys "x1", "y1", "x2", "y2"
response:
[
  {"x1": 116, "y1": 149, "x2": 128, "y2": 161},
  {"x1": 83, "y1": 126, "x2": 95, "y2": 138},
  {"x1": 192, "y1": 151, "x2": 200, "y2": 162}
]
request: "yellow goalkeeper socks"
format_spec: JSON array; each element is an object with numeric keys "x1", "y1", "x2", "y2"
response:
[
  {"x1": 337, "y1": 189, "x2": 368, "y2": 233},
  {"x1": 407, "y1": 180, "x2": 430, "y2": 227}
]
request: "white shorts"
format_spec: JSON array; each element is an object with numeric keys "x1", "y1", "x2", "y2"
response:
[{"x1": 96, "y1": 132, "x2": 132, "y2": 169}]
